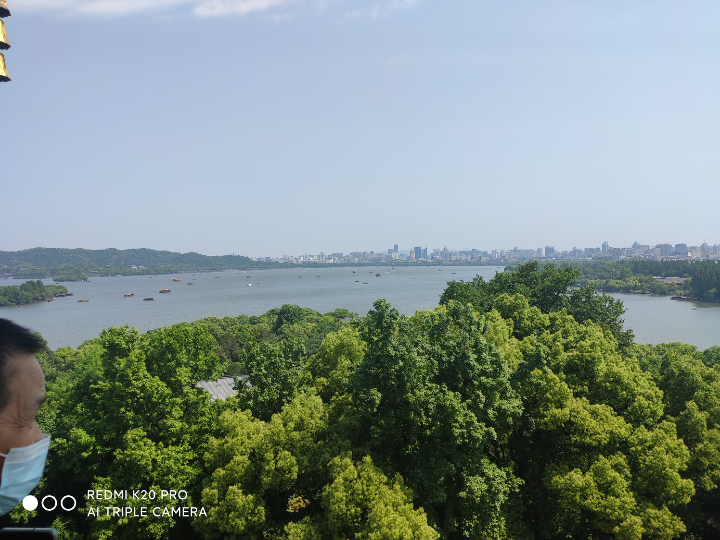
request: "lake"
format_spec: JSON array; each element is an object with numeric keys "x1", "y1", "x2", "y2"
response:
[{"x1": 1, "y1": 266, "x2": 719, "y2": 351}]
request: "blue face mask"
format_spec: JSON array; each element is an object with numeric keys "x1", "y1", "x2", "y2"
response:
[{"x1": 0, "y1": 435, "x2": 51, "y2": 515}]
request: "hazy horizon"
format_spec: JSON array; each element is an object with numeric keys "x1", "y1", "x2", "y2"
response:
[{"x1": 2, "y1": 1, "x2": 719, "y2": 256}]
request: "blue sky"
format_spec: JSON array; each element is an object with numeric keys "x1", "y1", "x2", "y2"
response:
[{"x1": 2, "y1": 0, "x2": 719, "y2": 257}]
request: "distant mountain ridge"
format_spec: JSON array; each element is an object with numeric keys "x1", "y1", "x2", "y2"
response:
[
  {"x1": 0, "y1": 247, "x2": 257, "y2": 268},
  {"x1": 0, "y1": 248, "x2": 274, "y2": 278}
]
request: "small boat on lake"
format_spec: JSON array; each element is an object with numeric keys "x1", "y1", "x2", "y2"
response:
[
  {"x1": 77, "y1": 299, "x2": 89, "y2": 302},
  {"x1": 66, "y1": 293, "x2": 74, "y2": 296},
  {"x1": 124, "y1": 293, "x2": 134, "y2": 297},
  {"x1": 355, "y1": 280, "x2": 359, "y2": 282},
  {"x1": 173, "y1": 277, "x2": 182, "y2": 282},
  {"x1": 247, "y1": 284, "x2": 252, "y2": 287},
  {"x1": 144, "y1": 297, "x2": 154, "y2": 301},
  {"x1": 159, "y1": 288, "x2": 171, "y2": 293},
  {"x1": 187, "y1": 282, "x2": 193, "y2": 285},
  {"x1": 376, "y1": 274, "x2": 381, "y2": 277},
  {"x1": 353, "y1": 270, "x2": 356, "y2": 273},
  {"x1": 363, "y1": 282, "x2": 368, "y2": 284},
  {"x1": 16, "y1": 303, "x2": 24, "y2": 307}
]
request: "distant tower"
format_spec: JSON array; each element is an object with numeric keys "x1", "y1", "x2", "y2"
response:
[
  {"x1": 602, "y1": 241, "x2": 609, "y2": 253},
  {"x1": 0, "y1": 0, "x2": 11, "y2": 82}
]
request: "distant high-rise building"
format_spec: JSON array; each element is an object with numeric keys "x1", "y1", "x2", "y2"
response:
[
  {"x1": 657, "y1": 244, "x2": 672, "y2": 256},
  {"x1": 413, "y1": 247, "x2": 423, "y2": 260},
  {"x1": 674, "y1": 244, "x2": 689, "y2": 256},
  {"x1": 602, "y1": 241, "x2": 609, "y2": 253},
  {"x1": 394, "y1": 244, "x2": 398, "y2": 252},
  {"x1": 545, "y1": 246, "x2": 555, "y2": 257}
]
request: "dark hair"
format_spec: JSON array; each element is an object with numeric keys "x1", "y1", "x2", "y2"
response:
[{"x1": 0, "y1": 319, "x2": 46, "y2": 411}]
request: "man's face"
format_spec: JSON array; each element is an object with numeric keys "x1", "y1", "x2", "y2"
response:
[{"x1": 0, "y1": 353, "x2": 46, "y2": 482}]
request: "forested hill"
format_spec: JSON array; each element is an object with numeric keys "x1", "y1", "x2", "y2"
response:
[{"x1": 0, "y1": 247, "x2": 277, "y2": 279}]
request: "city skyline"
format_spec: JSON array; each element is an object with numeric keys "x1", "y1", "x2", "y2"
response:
[{"x1": 252, "y1": 238, "x2": 720, "y2": 263}]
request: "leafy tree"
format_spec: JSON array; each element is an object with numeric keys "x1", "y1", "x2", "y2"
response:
[
  {"x1": 703, "y1": 345, "x2": 720, "y2": 368},
  {"x1": 350, "y1": 300, "x2": 521, "y2": 539},
  {"x1": 196, "y1": 392, "x2": 438, "y2": 539},
  {"x1": 235, "y1": 335, "x2": 307, "y2": 422},
  {"x1": 440, "y1": 261, "x2": 633, "y2": 349},
  {"x1": 31, "y1": 323, "x2": 226, "y2": 539},
  {"x1": 496, "y1": 295, "x2": 693, "y2": 539}
]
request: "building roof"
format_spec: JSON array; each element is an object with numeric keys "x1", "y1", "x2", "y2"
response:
[{"x1": 196, "y1": 376, "x2": 244, "y2": 401}]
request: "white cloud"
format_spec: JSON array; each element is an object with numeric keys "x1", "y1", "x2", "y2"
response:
[
  {"x1": 194, "y1": 0, "x2": 298, "y2": 17},
  {"x1": 18, "y1": 0, "x2": 416, "y2": 18},
  {"x1": 20, "y1": 0, "x2": 193, "y2": 16},
  {"x1": 346, "y1": 0, "x2": 419, "y2": 20}
]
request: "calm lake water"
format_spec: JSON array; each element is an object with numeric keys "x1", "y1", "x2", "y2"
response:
[{"x1": 1, "y1": 266, "x2": 719, "y2": 351}]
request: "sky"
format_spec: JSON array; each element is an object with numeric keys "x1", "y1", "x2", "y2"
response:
[{"x1": 1, "y1": 0, "x2": 719, "y2": 257}]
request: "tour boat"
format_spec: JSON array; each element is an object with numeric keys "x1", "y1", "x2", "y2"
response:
[
  {"x1": 124, "y1": 293, "x2": 134, "y2": 297},
  {"x1": 144, "y1": 298, "x2": 154, "y2": 301},
  {"x1": 187, "y1": 282, "x2": 193, "y2": 285},
  {"x1": 77, "y1": 299, "x2": 89, "y2": 302},
  {"x1": 159, "y1": 288, "x2": 171, "y2": 293},
  {"x1": 173, "y1": 277, "x2": 182, "y2": 282}
]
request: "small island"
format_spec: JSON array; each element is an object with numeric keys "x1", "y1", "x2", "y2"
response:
[{"x1": 0, "y1": 280, "x2": 69, "y2": 307}]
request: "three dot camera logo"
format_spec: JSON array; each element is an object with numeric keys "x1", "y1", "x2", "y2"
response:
[
  {"x1": 23, "y1": 490, "x2": 207, "y2": 518},
  {"x1": 22, "y1": 494, "x2": 76, "y2": 512}
]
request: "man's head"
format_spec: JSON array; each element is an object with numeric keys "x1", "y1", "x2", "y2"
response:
[{"x1": 0, "y1": 319, "x2": 47, "y2": 467}]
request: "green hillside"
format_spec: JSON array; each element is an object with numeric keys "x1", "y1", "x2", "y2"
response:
[{"x1": 0, "y1": 247, "x2": 276, "y2": 278}]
